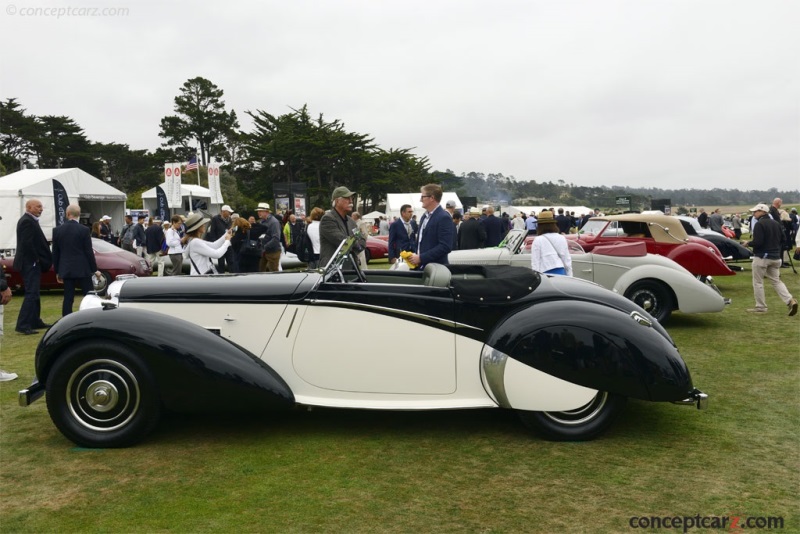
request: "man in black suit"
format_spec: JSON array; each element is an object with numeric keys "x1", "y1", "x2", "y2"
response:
[
  {"x1": 480, "y1": 206, "x2": 505, "y2": 247},
  {"x1": 53, "y1": 204, "x2": 100, "y2": 317},
  {"x1": 14, "y1": 198, "x2": 53, "y2": 334},
  {"x1": 388, "y1": 204, "x2": 416, "y2": 264},
  {"x1": 458, "y1": 207, "x2": 487, "y2": 250},
  {"x1": 555, "y1": 208, "x2": 572, "y2": 234},
  {"x1": 409, "y1": 183, "x2": 454, "y2": 268}
]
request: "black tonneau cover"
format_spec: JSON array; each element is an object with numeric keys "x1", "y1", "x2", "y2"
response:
[{"x1": 448, "y1": 265, "x2": 540, "y2": 303}]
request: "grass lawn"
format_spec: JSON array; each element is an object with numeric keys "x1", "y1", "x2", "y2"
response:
[{"x1": 1, "y1": 261, "x2": 798, "y2": 532}]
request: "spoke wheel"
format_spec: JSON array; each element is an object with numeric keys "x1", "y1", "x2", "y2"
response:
[
  {"x1": 625, "y1": 280, "x2": 673, "y2": 323},
  {"x1": 518, "y1": 392, "x2": 626, "y2": 441},
  {"x1": 46, "y1": 341, "x2": 160, "y2": 448}
]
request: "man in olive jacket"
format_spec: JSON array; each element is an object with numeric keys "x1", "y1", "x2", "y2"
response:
[{"x1": 319, "y1": 186, "x2": 366, "y2": 267}]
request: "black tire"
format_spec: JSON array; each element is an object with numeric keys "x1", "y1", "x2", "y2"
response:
[
  {"x1": 45, "y1": 341, "x2": 161, "y2": 448},
  {"x1": 93, "y1": 271, "x2": 112, "y2": 296},
  {"x1": 364, "y1": 248, "x2": 372, "y2": 264},
  {"x1": 518, "y1": 392, "x2": 626, "y2": 441},
  {"x1": 624, "y1": 280, "x2": 674, "y2": 323}
]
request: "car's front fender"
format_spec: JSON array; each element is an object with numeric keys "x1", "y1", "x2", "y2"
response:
[
  {"x1": 35, "y1": 307, "x2": 294, "y2": 413},
  {"x1": 485, "y1": 300, "x2": 694, "y2": 402}
]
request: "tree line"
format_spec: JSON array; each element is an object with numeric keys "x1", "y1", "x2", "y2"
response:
[{"x1": 1, "y1": 77, "x2": 797, "y2": 214}]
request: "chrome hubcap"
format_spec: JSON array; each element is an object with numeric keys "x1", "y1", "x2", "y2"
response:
[{"x1": 66, "y1": 359, "x2": 140, "y2": 432}]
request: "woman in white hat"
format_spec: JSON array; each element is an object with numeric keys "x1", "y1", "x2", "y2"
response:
[{"x1": 183, "y1": 212, "x2": 232, "y2": 275}]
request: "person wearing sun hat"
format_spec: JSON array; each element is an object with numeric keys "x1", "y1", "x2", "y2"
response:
[
  {"x1": 183, "y1": 212, "x2": 232, "y2": 275},
  {"x1": 99, "y1": 215, "x2": 113, "y2": 242},
  {"x1": 530, "y1": 210, "x2": 572, "y2": 276},
  {"x1": 743, "y1": 203, "x2": 797, "y2": 316}
]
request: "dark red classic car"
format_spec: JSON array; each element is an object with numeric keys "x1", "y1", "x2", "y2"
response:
[
  {"x1": 571, "y1": 214, "x2": 734, "y2": 278},
  {"x1": 364, "y1": 236, "x2": 389, "y2": 263},
  {"x1": 1, "y1": 238, "x2": 152, "y2": 294}
]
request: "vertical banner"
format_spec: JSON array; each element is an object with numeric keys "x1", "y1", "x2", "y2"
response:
[
  {"x1": 52, "y1": 179, "x2": 70, "y2": 227},
  {"x1": 155, "y1": 186, "x2": 170, "y2": 221},
  {"x1": 293, "y1": 192, "x2": 306, "y2": 218},
  {"x1": 165, "y1": 162, "x2": 182, "y2": 209},
  {"x1": 207, "y1": 162, "x2": 224, "y2": 204},
  {"x1": 292, "y1": 182, "x2": 307, "y2": 217}
]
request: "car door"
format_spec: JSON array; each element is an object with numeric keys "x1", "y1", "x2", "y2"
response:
[{"x1": 292, "y1": 281, "x2": 457, "y2": 395}]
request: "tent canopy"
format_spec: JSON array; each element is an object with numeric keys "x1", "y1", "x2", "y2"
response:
[
  {"x1": 361, "y1": 210, "x2": 385, "y2": 220},
  {"x1": 504, "y1": 205, "x2": 594, "y2": 217},
  {"x1": 141, "y1": 183, "x2": 222, "y2": 216},
  {"x1": 385, "y1": 192, "x2": 462, "y2": 220},
  {"x1": 0, "y1": 168, "x2": 127, "y2": 250}
]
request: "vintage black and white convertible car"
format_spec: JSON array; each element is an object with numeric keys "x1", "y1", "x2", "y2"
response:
[{"x1": 19, "y1": 237, "x2": 708, "y2": 448}]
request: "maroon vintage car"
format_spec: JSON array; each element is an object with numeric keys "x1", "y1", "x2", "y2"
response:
[
  {"x1": 569, "y1": 213, "x2": 734, "y2": 278},
  {"x1": 364, "y1": 236, "x2": 389, "y2": 263},
  {"x1": 1, "y1": 238, "x2": 152, "y2": 294}
]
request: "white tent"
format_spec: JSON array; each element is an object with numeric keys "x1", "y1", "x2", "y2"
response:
[
  {"x1": 504, "y1": 205, "x2": 594, "y2": 217},
  {"x1": 0, "y1": 168, "x2": 127, "y2": 251},
  {"x1": 141, "y1": 183, "x2": 221, "y2": 216},
  {"x1": 361, "y1": 210, "x2": 385, "y2": 221},
  {"x1": 385, "y1": 192, "x2": 462, "y2": 221}
]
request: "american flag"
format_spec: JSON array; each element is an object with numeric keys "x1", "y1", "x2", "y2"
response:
[{"x1": 184, "y1": 155, "x2": 198, "y2": 171}]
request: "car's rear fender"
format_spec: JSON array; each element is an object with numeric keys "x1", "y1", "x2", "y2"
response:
[
  {"x1": 668, "y1": 241, "x2": 735, "y2": 277},
  {"x1": 35, "y1": 307, "x2": 295, "y2": 413},
  {"x1": 484, "y1": 300, "x2": 694, "y2": 403}
]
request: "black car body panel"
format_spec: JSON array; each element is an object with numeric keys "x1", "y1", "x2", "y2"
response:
[{"x1": 35, "y1": 307, "x2": 295, "y2": 413}]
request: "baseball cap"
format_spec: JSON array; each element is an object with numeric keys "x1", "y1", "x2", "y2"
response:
[
  {"x1": 445, "y1": 200, "x2": 456, "y2": 208},
  {"x1": 332, "y1": 186, "x2": 356, "y2": 201},
  {"x1": 221, "y1": 204, "x2": 232, "y2": 213},
  {"x1": 749, "y1": 203, "x2": 770, "y2": 213},
  {"x1": 101, "y1": 215, "x2": 112, "y2": 220}
]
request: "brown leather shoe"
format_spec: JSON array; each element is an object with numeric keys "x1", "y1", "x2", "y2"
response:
[{"x1": 789, "y1": 299, "x2": 798, "y2": 317}]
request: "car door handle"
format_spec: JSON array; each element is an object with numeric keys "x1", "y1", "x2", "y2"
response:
[
  {"x1": 224, "y1": 314, "x2": 236, "y2": 322},
  {"x1": 581, "y1": 269, "x2": 593, "y2": 273}
]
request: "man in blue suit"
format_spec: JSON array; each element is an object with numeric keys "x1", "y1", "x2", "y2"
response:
[
  {"x1": 52, "y1": 204, "x2": 100, "y2": 317},
  {"x1": 388, "y1": 204, "x2": 416, "y2": 264},
  {"x1": 410, "y1": 184, "x2": 454, "y2": 268},
  {"x1": 14, "y1": 199, "x2": 53, "y2": 335}
]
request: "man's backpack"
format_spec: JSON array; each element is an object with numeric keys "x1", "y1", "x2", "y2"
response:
[
  {"x1": 121, "y1": 224, "x2": 135, "y2": 247},
  {"x1": 295, "y1": 224, "x2": 313, "y2": 263}
]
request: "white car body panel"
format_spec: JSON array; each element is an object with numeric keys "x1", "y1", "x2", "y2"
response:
[
  {"x1": 450, "y1": 230, "x2": 727, "y2": 317},
  {"x1": 503, "y1": 358, "x2": 598, "y2": 411}
]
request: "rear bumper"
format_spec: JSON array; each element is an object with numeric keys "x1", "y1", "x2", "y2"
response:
[
  {"x1": 18, "y1": 379, "x2": 44, "y2": 407},
  {"x1": 671, "y1": 388, "x2": 709, "y2": 410}
]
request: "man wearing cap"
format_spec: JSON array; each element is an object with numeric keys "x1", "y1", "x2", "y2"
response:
[
  {"x1": 743, "y1": 203, "x2": 797, "y2": 316},
  {"x1": 53, "y1": 204, "x2": 101, "y2": 316},
  {"x1": 206, "y1": 205, "x2": 233, "y2": 273},
  {"x1": 144, "y1": 216, "x2": 166, "y2": 276},
  {"x1": 458, "y1": 207, "x2": 487, "y2": 250},
  {"x1": 255, "y1": 202, "x2": 282, "y2": 272},
  {"x1": 99, "y1": 215, "x2": 113, "y2": 243},
  {"x1": 319, "y1": 187, "x2": 365, "y2": 267},
  {"x1": 409, "y1": 184, "x2": 454, "y2": 268}
]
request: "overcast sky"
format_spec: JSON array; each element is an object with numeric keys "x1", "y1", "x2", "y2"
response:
[{"x1": 1, "y1": 0, "x2": 798, "y2": 191}]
